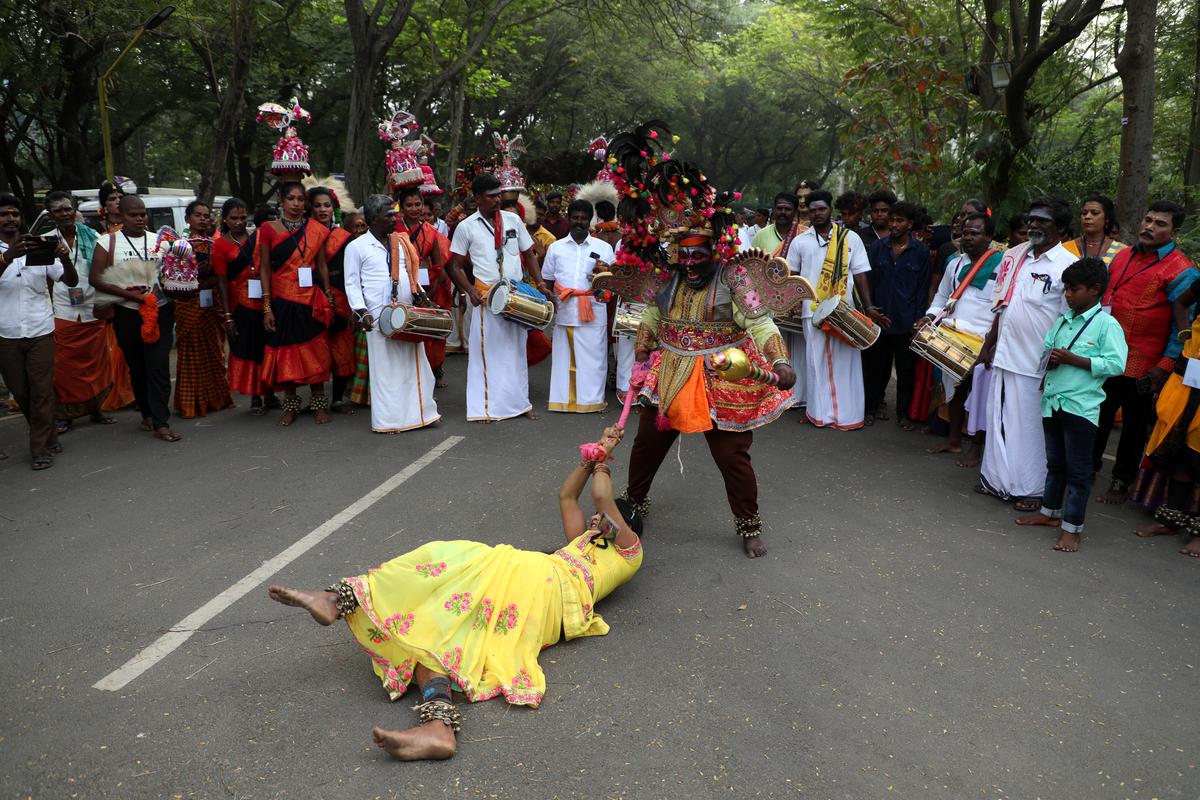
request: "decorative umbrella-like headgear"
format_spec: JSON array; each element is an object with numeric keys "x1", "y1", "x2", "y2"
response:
[
  {"x1": 378, "y1": 110, "x2": 426, "y2": 192},
  {"x1": 493, "y1": 132, "x2": 527, "y2": 193},
  {"x1": 257, "y1": 97, "x2": 313, "y2": 178},
  {"x1": 417, "y1": 134, "x2": 442, "y2": 196}
]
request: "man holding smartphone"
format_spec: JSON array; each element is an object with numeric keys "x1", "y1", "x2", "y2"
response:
[{"x1": 0, "y1": 194, "x2": 79, "y2": 470}]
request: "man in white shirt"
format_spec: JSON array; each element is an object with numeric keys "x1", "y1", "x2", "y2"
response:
[
  {"x1": 916, "y1": 212, "x2": 1003, "y2": 460},
  {"x1": 0, "y1": 194, "x2": 79, "y2": 469},
  {"x1": 542, "y1": 199, "x2": 615, "y2": 413},
  {"x1": 445, "y1": 173, "x2": 549, "y2": 422},
  {"x1": 344, "y1": 195, "x2": 440, "y2": 433},
  {"x1": 785, "y1": 191, "x2": 884, "y2": 429},
  {"x1": 90, "y1": 195, "x2": 181, "y2": 442},
  {"x1": 977, "y1": 198, "x2": 1077, "y2": 506}
]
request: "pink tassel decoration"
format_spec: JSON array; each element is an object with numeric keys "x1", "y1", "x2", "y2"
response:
[{"x1": 579, "y1": 442, "x2": 608, "y2": 462}]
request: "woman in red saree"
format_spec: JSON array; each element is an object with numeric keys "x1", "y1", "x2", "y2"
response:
[
  {"x1": 213, "y1": 198, "x2": 276, "y2": 416},
  {"x1": 310, "y1": 187, "x2": 357, "y2": 412},
  {"x1": 395, "y1": 186, "x2": 452, "y2": 387},
  {"x1": 259, "y1": 182, "x2": 334, "y2": 425},
  {"x1": 174, "y1": 201, "x2": 234, "y2": 418}
]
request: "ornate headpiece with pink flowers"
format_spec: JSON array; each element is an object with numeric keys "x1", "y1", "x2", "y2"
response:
[
  {"x1": 378, "y1": 110, "x2": 429, "y2": 192},
  {"x1": 492, "y1": 133, "x2": 527, "y2": 193},
  {"x1": 417, "y1": 135, "x2": 442, "y2": 196},
  {"x1": 257, "y1": 97, "x2": 313, "y2": 178}
]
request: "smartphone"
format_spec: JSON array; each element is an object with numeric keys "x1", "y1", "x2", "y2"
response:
[
  {"x1": 24, "y1": 233, "x2": 59, "y2": 267},
  {"x1": 597, "y1": 511, "x2": 621, "y2": 542}
]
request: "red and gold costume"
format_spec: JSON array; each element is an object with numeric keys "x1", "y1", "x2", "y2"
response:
[
  {"x1": 323, "y1": 226, "x2": 356, "y2": 380},
  {"x1": 213, "y1": 231, "x2": 266, "y2": 396},
  {"x1": 258, "y1": 220, "x2": 332, "y2": 388}
]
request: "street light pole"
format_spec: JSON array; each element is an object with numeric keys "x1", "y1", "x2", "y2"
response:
[{"x1": 98, "y1": 6, "x2": 175, "y2": 181}]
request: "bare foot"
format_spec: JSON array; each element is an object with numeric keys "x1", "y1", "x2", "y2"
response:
[
  {"x1": 1181, "y1": 537, "x2": 1200, "y2": 557},
  {"x1": 278, "y1": 410, "x2": 298, "y2": 427},
  {"x1": 742, "y1": 536, "x2": 767, "y2": 559},
  {"x1": 1016, "y1": 513, "x2": 1061, "y2": 527},
  {"x1": 372, "y1": 723, "x2": 457, "y2": 761},
  {"x1": 334, "y1": 403, "x2": 356, "y2": 415},
  {"x1": 525, "y1": 409, "x2": 540, "y2": 421},
  {"x1": 1135, "y1": 523, "x2": 1177, "y2": 538},
  {"x1": 1053, "y1": 531, "x2": 1080, "y2": 552},
  {"x1": 267, "y1": 585, "x2": 340, "y2": 625},
  {"x1": 956, "y1": 443, "x2": 982, "y2": 468},
  {"x1": 927, "y1": 440, "x2": 962, "y2": 454},
  {"x1": 314, "y1": 408, "x2": 332, "y2": 425}
]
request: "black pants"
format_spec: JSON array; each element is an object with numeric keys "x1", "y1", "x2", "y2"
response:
[
  {"x1": 862, "y1": 332, "x2": 917, "y2": 419},
  {"x1": 112, "y1": 302, "x2": 175, "y2": 428},
  {"x1": 1092, "y1": 375, "x2": 1154, "y2": 485},
  {"x1": 1043, "y1": 410, "x2": 1099, "y2": 533}
]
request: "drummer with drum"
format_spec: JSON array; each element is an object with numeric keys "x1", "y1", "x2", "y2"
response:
[
  {"x1": 784, "y1": 190, "x2": 888, "y2": 430},
  {"x1": 445, "y1": 173, "x2": 553, "y2": 422},
  {"x1": 914, "y1": 211, "x2": 1002, "y2": 459},
  {"x1": 343, "y1": 195, "x2": 442, "y2": 433}
]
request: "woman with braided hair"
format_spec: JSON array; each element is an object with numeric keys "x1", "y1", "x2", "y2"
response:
[{"x1": 266, "y1": 424, "x2": 644, "y2": 760}]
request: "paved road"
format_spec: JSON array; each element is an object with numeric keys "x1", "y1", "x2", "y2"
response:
[{"x1": 1, "y1": 356, "x2": 1196, "y2": 799}]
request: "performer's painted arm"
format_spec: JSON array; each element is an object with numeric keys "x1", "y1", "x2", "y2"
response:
[{"x1": 633, "y1": 304, "x2": 661, "y2": 362}]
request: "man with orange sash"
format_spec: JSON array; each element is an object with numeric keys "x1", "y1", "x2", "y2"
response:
[
  {"x1": 445, "y1": 173, "x2": 548, "y2": 422},
  {"x1": 542, "y1": 198, "x2": 615, "y2": 413},
  {"x1": 345, "y1": 195, "x2": 440, "y2": 433}
]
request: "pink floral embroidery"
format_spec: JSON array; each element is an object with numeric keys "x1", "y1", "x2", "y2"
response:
[
  {"x1": 440, "y1": 646, "x2": 463, "y2": 676},
  {"x1": 616, "y1": 539, "x2": 642, "y2": 559},
  {"x1": 366, "y1": 626, "x2": 388, "y2": 644},
  {"x1": 506, "y1": 668, "x2": 541, "y2": 704},
  {"x1": 415, "y1": 561, "x2": 447, "y2": 578},
  {"x1": 472, "y1": 598, "x2": 495, "y2": 630},
  {"x1": 443, "y1": 591, "x2": 473, "y2": 615},
  {"x1": 493, "y1": 603, "x2": 519, "y2": 634},
  {"x1": 556, "y1": 550, "x2": 594, "y2": 593},
  {"x1": 384, "y1": 612, "x2": 415, "y2": 636}
]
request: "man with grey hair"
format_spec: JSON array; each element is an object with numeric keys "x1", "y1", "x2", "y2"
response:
[{"x1": 343, "y1": 194, "x2": 440, "y2": 433}]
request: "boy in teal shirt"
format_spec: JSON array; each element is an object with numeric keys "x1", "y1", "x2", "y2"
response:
[{"x1": 1016, "y1": 257, "x2": 1127, "y2": 552}]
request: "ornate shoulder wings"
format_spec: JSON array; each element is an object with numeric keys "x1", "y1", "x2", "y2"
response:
[
  {"x1": 591, "y1": 261, "x2": 669, "y2": 304},
  {"x1": 720, "y1": 248, "x2": 814, "y2": 319}
]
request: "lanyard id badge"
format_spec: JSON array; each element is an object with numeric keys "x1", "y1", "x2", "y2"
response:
[
  {"x1": 247, "y1": 279, "x2": 263, "y2": 299},
  {"x1": 298, "y1": 266, "x2": 314, "y2": 288}
]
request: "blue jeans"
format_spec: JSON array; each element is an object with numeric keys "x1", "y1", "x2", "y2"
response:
[{"x1": 1041, "y1": 409, "x2": 1098, "y2": 533}]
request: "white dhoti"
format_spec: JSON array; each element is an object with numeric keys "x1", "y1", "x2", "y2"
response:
[
  {"x1": 549, "y1": 322, "x2": 608, "y2": 413},
  {"x1": 615, "y1": 336, "x2": 635, "y2": 398},
  {"x1": 467, "y1": 306, "x2": 531, "y2": 421},
  {"x1": 980, "y1": 367, "x2": 1045, "y2": 499},
  {"x1": 785, "y1": 330, "x2": 806, "y2": 410},
  {"x1": 964, "y1": 363, "x2": 991, "y2": 435},
  {"x1": 446, "y1": 291, "x2": 468, "y2": 353},
  {"x1": 803, "y1": 319, "x2": 864, "y2": 429},
  {"x1": 366, "y1": 328, "x2": 440, "y2": 432}
]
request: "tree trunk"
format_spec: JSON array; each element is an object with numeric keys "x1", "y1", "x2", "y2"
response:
[
  {"x1": 343, "y1": 52, "x2": 382, "y2": 204},
  {"x1": 1184, "y1": 0, "x2": 1200, "y2": 213},
  {"x1": 445, "y1": 74, "x2": 467, "y2": 193},
  {"x1": 1116, "y1": 0, "x2": 1157, "y2": 237},
  {"x1": 197, "y1": 0, "x2": 257, "y2": 204}
]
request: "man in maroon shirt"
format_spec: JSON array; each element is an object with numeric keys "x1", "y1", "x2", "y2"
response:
[
  {"x1": 1094, "y1": 201, "x2": 1197, "y2": 504},
  {"x1": 542, "y1": 191, "x2": 571, "y2": 240}
]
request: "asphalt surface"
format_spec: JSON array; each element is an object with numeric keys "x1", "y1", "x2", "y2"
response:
[{"x1": 1, "y1": 354, "x2": 1196, "y2": 800}]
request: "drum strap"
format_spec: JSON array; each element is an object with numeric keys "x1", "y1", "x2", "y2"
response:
[
  {"x1": 937, "y1": 248, "x2": 998, "y2": 323},
  {"x1": 388, "y1": 232, "x2": 423, "y2": 305}
]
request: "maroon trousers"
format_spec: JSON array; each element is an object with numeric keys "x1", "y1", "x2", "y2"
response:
[{"x1": 626, "y1": 407, "x2": 758, "y2": 524}]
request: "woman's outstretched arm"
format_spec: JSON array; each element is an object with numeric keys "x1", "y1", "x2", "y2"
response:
[
  {"x1": 589, "y1": 427, "x2": 638, "y2": 548},
  {"x1": 558, "y1": 462, "x2": 592, "y2": 543}
]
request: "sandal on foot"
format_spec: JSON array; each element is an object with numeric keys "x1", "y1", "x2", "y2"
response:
[
  {"x1": 90, "y1": 414, "x2": 118, "y2": 425},
  {"x1": 1013, "y1": 497, "x2": 1041, "y2": 513},
  {"x1": 55, "y1": 419, "x2": 71, "y2": 435},
  {"x1": 153, "y1": 427, "x2": 182, "y2": 442},
  {"x1": 32, "y1": 455, "x2": 53, "y2": 471}
]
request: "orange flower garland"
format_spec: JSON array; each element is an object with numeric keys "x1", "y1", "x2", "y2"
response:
[{"x1": 139, "y1": 293, "x2": 159, "y2": 343}]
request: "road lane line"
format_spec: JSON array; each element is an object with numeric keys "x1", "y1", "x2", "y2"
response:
[{"x1": 93, "y1": 434, "x2": 464, "y2": 692}]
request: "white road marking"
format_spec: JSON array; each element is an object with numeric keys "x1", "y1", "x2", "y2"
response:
[{"x1": 93, "y1": 435, "x2": 464, "y2": 692}]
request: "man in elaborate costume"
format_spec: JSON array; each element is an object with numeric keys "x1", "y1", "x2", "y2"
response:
[{"x1": 593, "y1": 123, "x2": 807, "y2": 558}]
